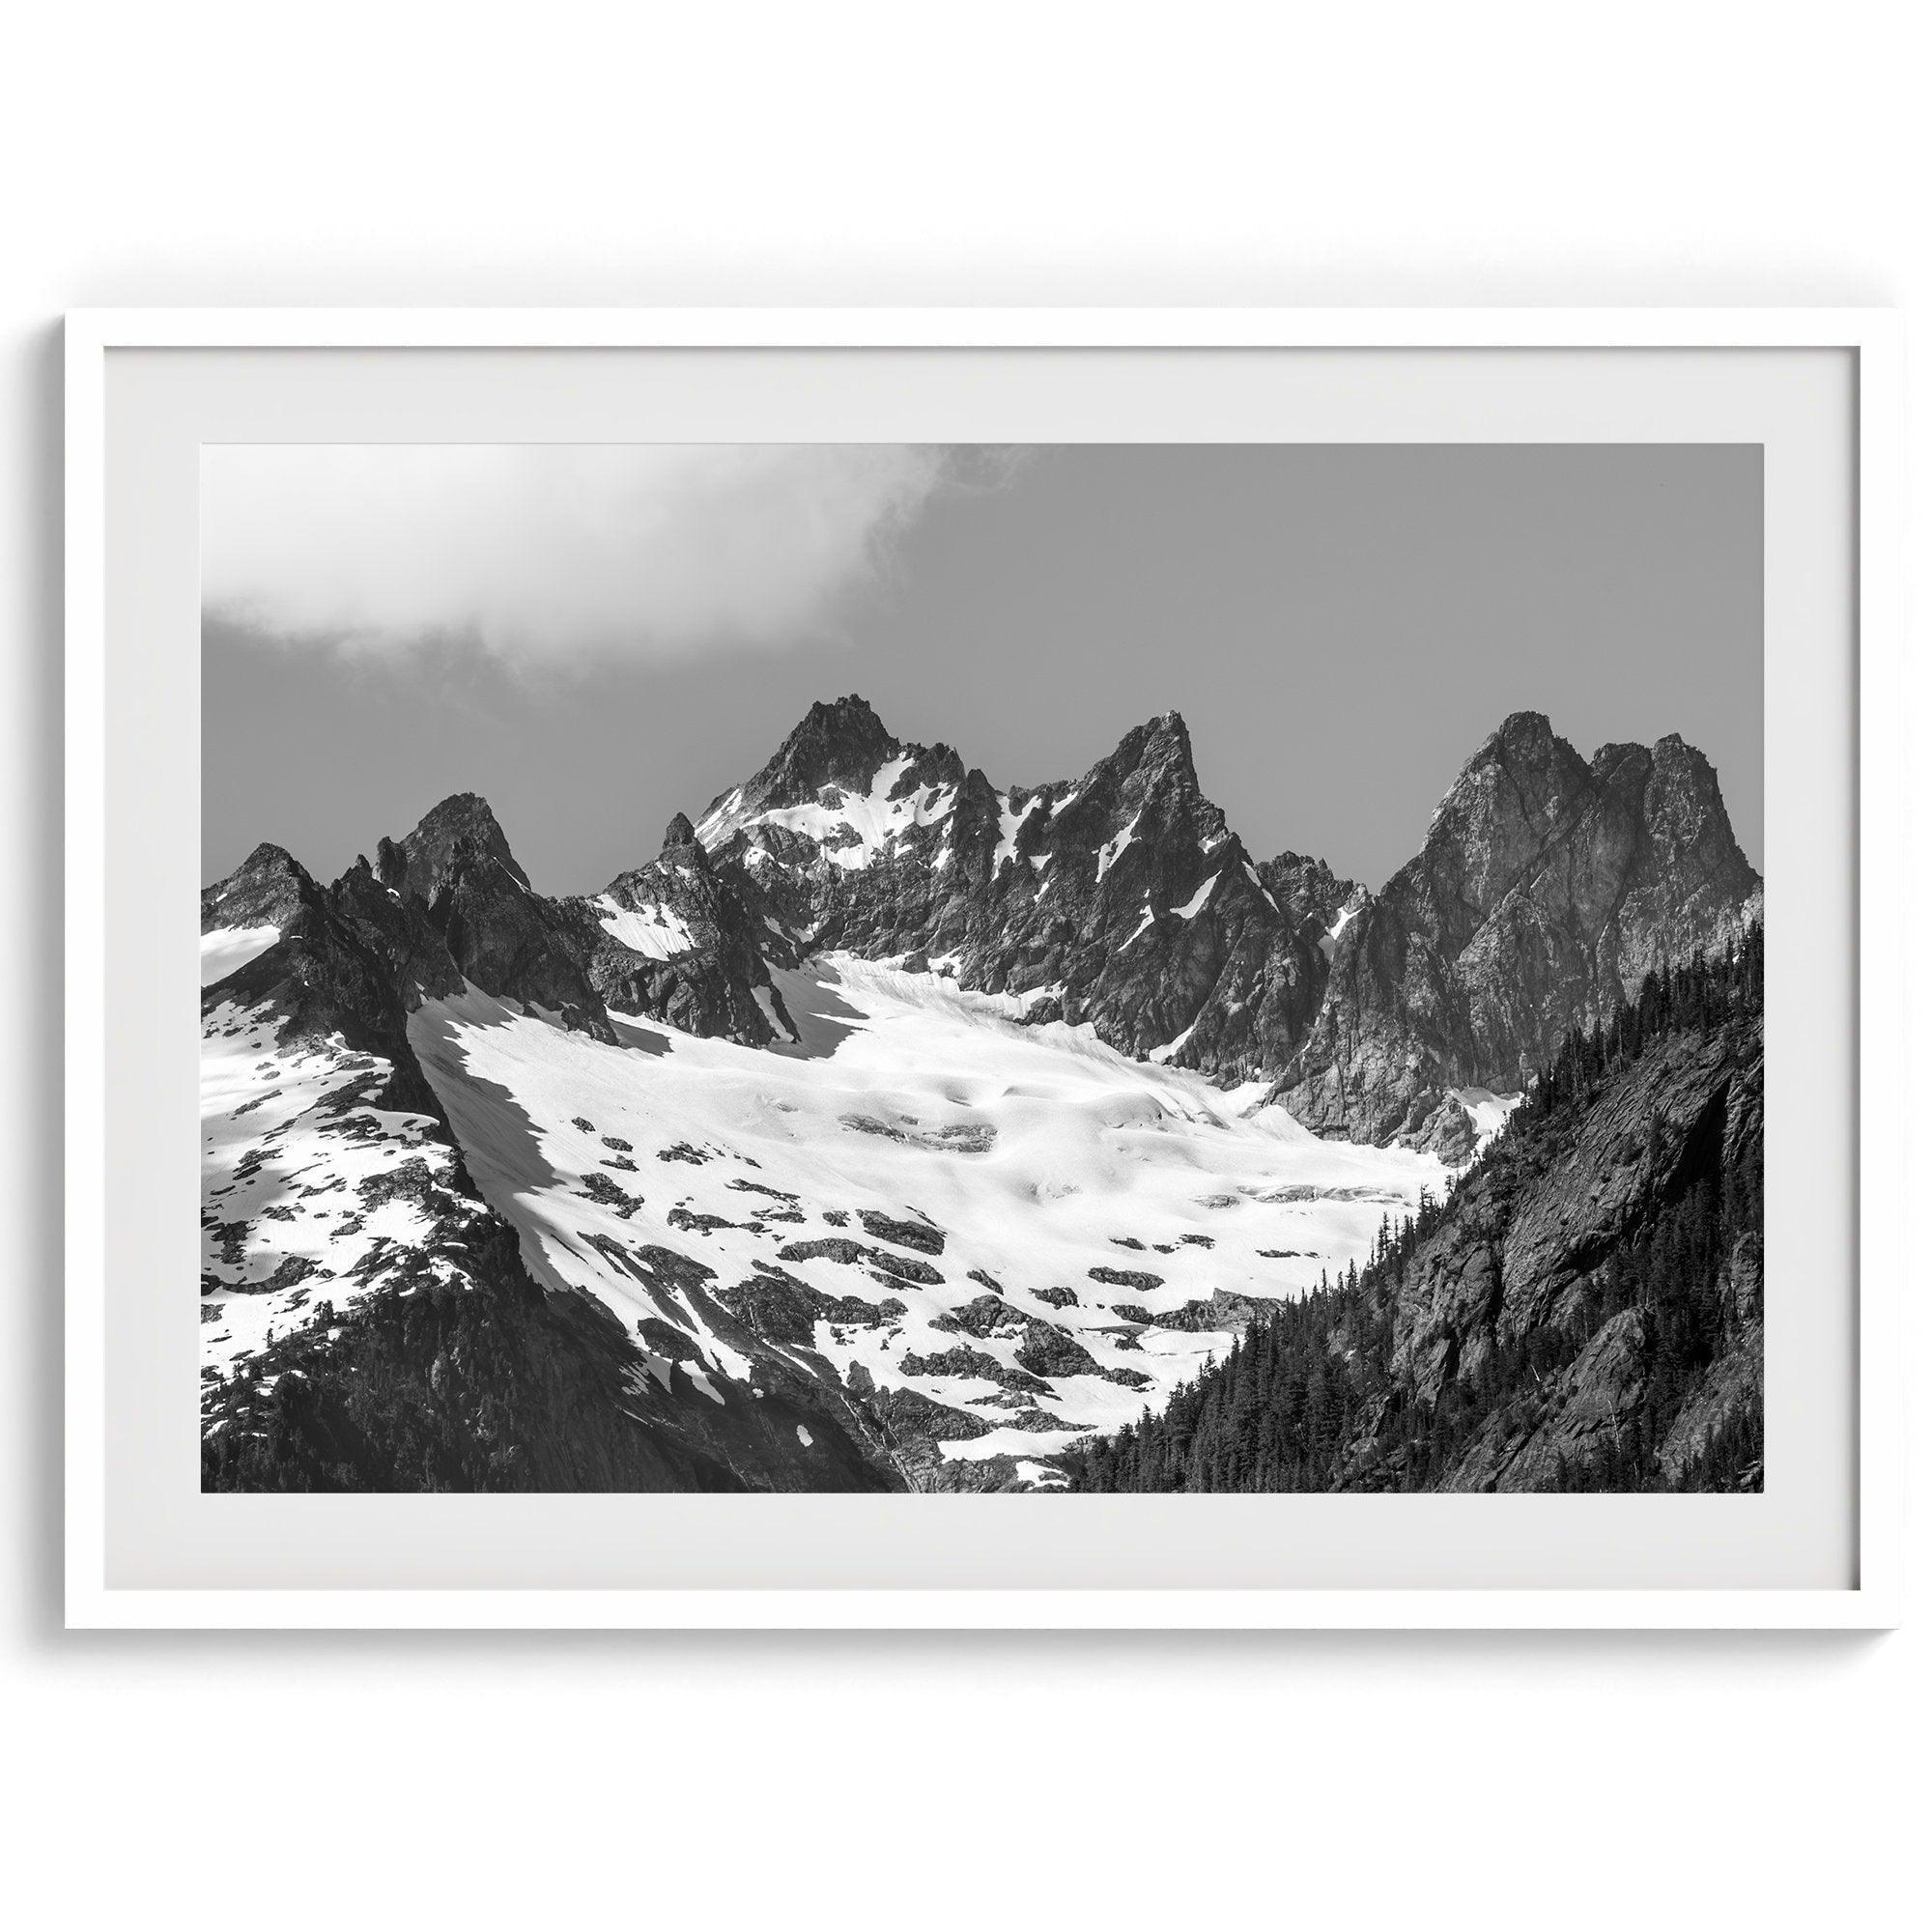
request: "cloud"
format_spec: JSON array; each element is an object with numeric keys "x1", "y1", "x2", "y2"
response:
[{"x1": 201, "y1": 443, "x2": 981, "y2": 666}]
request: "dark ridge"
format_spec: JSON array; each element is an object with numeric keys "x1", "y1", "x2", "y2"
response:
[{"x1": 379, "y1": 791, "x2": 530, "y2": 904}]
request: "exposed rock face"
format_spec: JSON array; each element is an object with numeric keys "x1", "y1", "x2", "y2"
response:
[
  {"x1": 1272, "y1": 713, "x2": 1762, "y2": 1145},
  {"x1": 376, "y1": 791, "x2": 530, "y2": 904},
  {"x1": 1257, "y1": 850, "x2": 1366, "y2": 955},
  {"x1": 1372, "y1": 1006, "x2": 1763, "y2": 1492},
  {"x1": 202, "y1": 844, "x2": 463, "y2": 1119},
  {"x1": 1437, "y1": 1308, "x2": 1657, "y2": 1492},
  {"x1": 201, "y1": 840, "x2": 313, "y2": 934},
  {"x1": 376, "y1": 793, "x2": 612, "y2": 1038},
  {"x1": 698, "y1": 696, "x2": 1330, "y2": 1082},
  {"x1": 554, "y1": 811, "x2": 795, "y2": 1045},
  {"x1": 1391, "y1": 1018, "x2": 1756, "y2": 1403}
]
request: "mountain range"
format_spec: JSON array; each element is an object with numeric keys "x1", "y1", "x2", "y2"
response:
[{"x1": 199, "y1": 695, "x2": 1760, "y2": 1492}]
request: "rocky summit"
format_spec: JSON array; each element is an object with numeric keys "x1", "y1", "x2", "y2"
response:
[
  {"x1": 1269, "y1": 712, "x2": 1762, "y2": 1153},
  {"x1": 197, "y1": 694, "x2": 1761, "y2": 1494}
]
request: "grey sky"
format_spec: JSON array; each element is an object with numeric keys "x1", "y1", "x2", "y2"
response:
[{"x1": 203, "y1": 443, "x2": 1762, "y2": 896}]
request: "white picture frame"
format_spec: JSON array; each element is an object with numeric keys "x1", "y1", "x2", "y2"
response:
[{"x1": 65, "y1": 307, "x2": 1904, "y2": 1631}]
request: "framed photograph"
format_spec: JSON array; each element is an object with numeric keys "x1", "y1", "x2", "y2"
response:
[{"x1": 66, "y1": 309, "x2": 1901, "y2": 1629}]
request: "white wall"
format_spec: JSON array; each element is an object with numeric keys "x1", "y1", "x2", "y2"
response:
[{"x1": 5, "y1": 5, "x2": 1921, "y2": 1926}]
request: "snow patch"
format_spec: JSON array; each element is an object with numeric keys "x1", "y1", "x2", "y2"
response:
[
  {"x1": 597, "y1": 896, "x2": 694, "y2": 960},
  {"x1": 1149, "y1": 1018, "x2": 1196, "y2": 1065},
  {"x1": 1095, "y1": 810, "x2": 1142, "y2": 882},
  {"x1": 200, "y1": 925, "x2": 281, "y2": 986},
  {"x1": 753, "y1": 983, "x2": 795, "y2": 1042},
  {"x1": 1170, "y1": 872, "x2": 1220, "y2": 921},
  {"x1": 693, "y1": 786, "x2": 743, "y2": 846},
  {"x1": 994, "y1": 793, "x2": 1040, "y2": 873},
  {"x1": 1319, "y1": 900, "x2": 1363, "y2": 960},
  {"x1": 1011, "y1": 1459, "x2": 1067, "y2": 1490},
  {"x1": 1451, "y1": 1085, "x2": 1522, "y2": 1151},
  {"x1": 714, "y1": 756, "x2": 957, "y2": 872}
]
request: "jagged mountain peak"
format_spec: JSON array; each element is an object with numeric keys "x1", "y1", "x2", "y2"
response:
[
  {"x1": 1589, "y1": 737, "x2": 1648, "y2": 771},
  {"x1": 1463, "y1": 708, "x2": 1581, "y2": 782},
  {"x1": 235, "y1": 838, "x2": 305, "y2": 879},
  {"x1": 1276, "y1": 709, "x2": 1760, "y2": 1148},
  {"x1": 378, "y1": 790, "x2": 530, "y2": 905},
  {"x1": 1422, "y1": 712, "x2": 1592, "y2": 866},
  {"x1": 410, "y1": 789, "x2": 512, "y2": 839},
  {"x1": 768, "y1": 693, "x2": 901, "y2": 793},
  {"x1": 203, "y1": 838, "x2": 310, "y2": 897},
  {"x1": 1040, "y1": 710, "x2": 1205, "y2": 846},
  {"x1": 1097, "y1": 708, "x2": 1198, "y2": 788},
  {"x1": 805, "y1": 691, "x2": 890, "y2": 733},
  {"x1": 1645, "y1": 730, "x2": 1724, "y2": 790},
  {"x1": 202, "y1": 839, "x2": 316, "y2": 935},
  {"x1": 659, "y1": 810, "x2": 710, "y2": 870},
  {"x1": 1489, "y1": 706, "x2": 1559, "y2": 748},
  {"x1": 693, "y1": 694, "x2": 912, "y2": 847}
]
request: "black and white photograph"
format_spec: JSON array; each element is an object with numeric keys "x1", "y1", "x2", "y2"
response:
[
  {"x1": 198, "y1": 441, "x2": 1766, "y2": 1495},
  {"x1": 19, "y1": 6, "x2": 1930, "y2": 1926}
]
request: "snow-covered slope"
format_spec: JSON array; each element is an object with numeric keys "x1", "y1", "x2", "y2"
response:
[
  {"x1": 407, "y1": 953, "x2": 1445, "y2": 1487},
  {"x1": 199, "y1": 999, "x2": 489, "y2": 1415}
]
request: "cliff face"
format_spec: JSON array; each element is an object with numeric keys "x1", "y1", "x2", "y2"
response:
[
  {"x1": 1370, "y1": 1008, "x2": 1763, "y2": 1492},
  {"x1": 1271, "y1": 713, "x2": 1762, "y2": 1149},
  {"x1": 375, "y1": 793, "x2": 615, "y2": 1040},
  {"x1": 554, "y1": 813, "x2": 796, "y2": 1046}
]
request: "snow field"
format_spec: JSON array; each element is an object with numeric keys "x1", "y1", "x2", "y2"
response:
[{"x1": 407, "y1": 954, "x2": 1446, "y2": 1457}]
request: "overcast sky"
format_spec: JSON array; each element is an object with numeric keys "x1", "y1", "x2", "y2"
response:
[{"x1": 203, "y1": 442, "x2": 1762, "y2": 895}]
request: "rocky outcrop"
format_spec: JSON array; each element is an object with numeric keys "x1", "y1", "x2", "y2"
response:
[
  {"x1": 376, "y1": 793, "x2": 613, "y2": 1038},
  {"x1": 1390, "y1": 1015, "x2": 1761, "y2": 1405},
  {"x1": 1436, "y1": 1307, "x2": 1656, "y2": 1492},
  {"x1": 1271, "y1": 713, "x2": 1761, "y2": 1144},
  {"x1": 1365, "y1": 1001, "x2": 1762, "y2": 1492},
  {"x1": 1257, "y1": 850, "x2": 1365, "y2": 955},
  {"x1": 554, "y1": 812, "x2": 796, "y2": 1045},
  {"x1": 201, "y1": 840, "x2": 313, "y2": 934},
  {"x1": 202, "y1": 844, "x2": 464, "y2": 1120}
]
